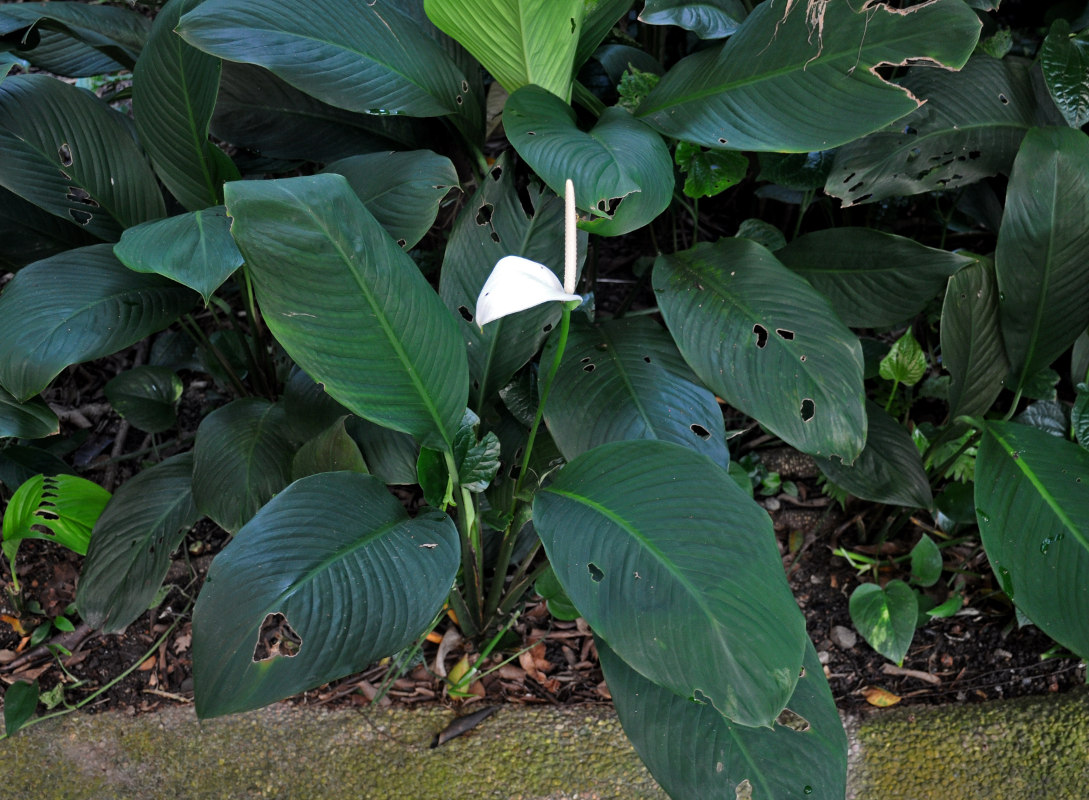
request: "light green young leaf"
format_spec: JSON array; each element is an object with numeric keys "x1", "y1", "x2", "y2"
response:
[
  {"x1": 2, "y1": 474, "x2": 111, "y2": 565},
  {"x1": 910, "y1": 534, "x2": 943, "y2": 588},
  {"x1": 849, "y1": 580, "x2": 917, "y2": 666},
  {"x1": 879, "y1": 329, "x2": 927, "y2": 387},
  {"x1": 674, "y1": 142, "x2": 747, "y2": 198}
]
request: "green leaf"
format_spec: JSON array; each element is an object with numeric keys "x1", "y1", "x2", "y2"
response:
[
  {"x1": 425, "y1": 0, "x2": 582, "y2": 100},
  {"x1": 439, "y1": 155, "x2": 578, "y2": 406},
  {"x1": 1014, "y1": 400, "x2": 1068, "y2": 439},
  {"x1": 454, "y1": 428, "x2": 500, "y2": 494},
  {"x1": 575, "y1": 0, "x2": 632, "y2": 71},
  {"x1": 600, "y1": 637, "x2": 846, "y2": 800},
  {"x1": 192, "y1": 398, "x2": 296, "y2": 533},
  {"x1": 638, "y1": 0, "x2": 746, "y2": 40},
  {"x1": 996, "y1": 126, "x2": 1089, "y2": 393},
  {"x1": 322, "y1": 151, "x2": 458, "y2": 250},
  {"x1": 280, "y1": 365, "x2": 351, "y2": 444},
  {"x1": 114, "y1": 206, "x2": 244, "y2": 303},
  {"x1": 674, "y1": 142, "x2": 747, "y2": 199},
  {"x1": 848, "y1": 580, "x2": 917, "y2": 666},
  {"x1": 534, "y1": 440, "x2": 806, "y2": 727},
  {"x1": 416, "y1": 446, "x2": 452, "y2": 509},
  {"x1": 178, "y1": 0, "x2": 478, "y2": 122},
  {"x1": 879, "y1": 329, "x2": 927, "y2": 387},
  {"x1": 940, "y1": 257, "x2": 1009, "y2": 420},
  {"x1": 776, "y1": 228, "x2": 973, "y2": 328},
  {"x1": 636, "y1": 0, "x2": 979, "y2": 152},
  {"x1": 534, "y1": 564, "x2": 580, "y2": 622},
  {"x1": 4, "y1": 680, "x2": 39, "y2": 737},
  {"x1": 0, "y1": 388, "x2": 58, "y2": 440},
  {"x1": 1, "y1": 474, "x2": 110, "y2": 563},
  {"x1": 505, "y1": 85, "x2": 673, "y2": 237},
  {"x1": 543, "y1": 316, "x2": 729, "y2": 468},
  {"x1": 826, "y1": 56, "x2": 1041, "y2": 206},
  {"x1": 1041, "y1": 19, "x2": 1089, "y2": 129},
  {"x1": 192, "y1": 471, "x2": 459, "y2": 718},
  {"x1": 0, "y1": 74, "x2": 166, "y2": 239},
  {"x1": 104, "y1": 366, "x2": 183, "y2": 434},
  {"x1": 735, "y1": 218, "x2": 786, "y2": 252},
  {"x1": 654, "y1": 238, "x2": 866, "y2": 462},
  {"x1": 976, "y1": 421, "x2": 1089, "y2": 658},
  {"x1": 76, "y1": 453, "x2": 200, "y2": 633},
  {"x1": 911, "y1": 534, "x2": 943, "y2": 588},
  {"x1": 819, "y1": 401, "x2": 933, "y2": 509},
  {"x1": 0, "y1": 184, "x2": 100, "y2": 271},
  {"x1": 133, "y1": 0, "x2": 239, "y2": 212},
  {"x1": 225, "y1": 173, "x2": 469, "y2": 451},
  {"x1": 1071, "y1": 331, "x2": 1089, "y2": 385},
  {"x1": 291, "y1": 417, "x2": 369, "y2": 482},
  {"x1": 758, "y1": 150, "x2": 835, "y2": 191},
  {"x1": 1073, "y1": 387, "x2": 1089, "y2": 448},
  {"x1": 0, "y1": 2, "x2": 149, "y2": 71},
  {"x1": 346, "y1": 417, "x2": 419, "y2": 486},
  {"x1": 0, "y1": 244, "x2": 197, "y2": 402}
]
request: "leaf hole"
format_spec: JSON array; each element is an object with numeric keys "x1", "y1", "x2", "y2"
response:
[
  {"x1": 968, "y1": 150, "x2": 981, "y2": 159},
  {"x1": 596, "y1": 196, "x2": 622, "y2": 216},
  {"x1": 461, "y1": 80, "x2": 469, "y2": 93},
  {"x1": 526, "y1": 130, "x2": 537, "y2": 136},
  {"x1": 643, "y1": 355, "x2": 651, "y2": 363},
  {"x1": 582, "y1": 363, "x2": 596, "y2": 373},
  {"x1": 580, "y1": 356, "x2": 591, "y2": 363},
  {"x1": 735, "y1": 779, "x2": 753, "y2": 800},
  {"x1": 58, "y1": 143, "x2": 73, "y2": 166},
  {"x1": 776, "y1": 328, "x2": 794, "y2": 341},
  {"x1": 397, "y1": 238, "x2": 407, "y2": 247},
  {"x1": 800, "y1": 398, "x2": 815, "y2": 422},
  {"x1": 998, "y1": 93, "x2": 1009, "y2": 104},
  {"x1": 718, "y1": 137, "x2": 727, "y2": 145},
  {"x1": 776, "y1": 707, "x2": 811, "y2": 732},
  {"x1": 799, "y1": 665, "x2": 806, "y2": 678},
  {"x1": 841, "y1": 171, "x2": 856, "y2": 184},
  {"x1": 69, "y1": 209, "x2": 93, "y2": 225},
  {"x1": 252, "y1": 612, "x2": 302, "y2": 662},
  {"x1": 490, "y1": 232, "x2": 501, "y2": 243},
  {"x1": 475, "y1": 203, "x2": 494, "y2": 226},
  {"x1": 543, "y1": 322, "x2": 553, "y2": 332},
  {"x1": 570, "y1": 17, "x2": 576, "y2": 33},
  {"x1": 457, "y1": 305, "x2": 474, "y2": 323},
  {"x1": 490, "y1": 165, "x2": 503, "y2": 181},
  {"x1": 854, "y1": 193, "x2": 872, "y2": 203},
  {"x1": 800, "y1": 355, "x2": 807, "y2": 362},
  {"x1": 902, "y1": 125, "x2": 917, "y2": 136},
  {"x1": 587, "y1": 563, "x2": 604, "y2": 582},
  {"x1": 65, "y1": 187, "x2": 98, "y2": 207},
  {"x1": 455, "y1": 95, "x2": 463, "y2": 105},
  {"x1": 848, "y1": 181, "x2": 864, "y2": 193},
  {"x1": 690, "y1": 423, "x2": 711, "y2": 440},
  {"x1": 752, "y1": 324, "x2": 769, "y2": 348}
]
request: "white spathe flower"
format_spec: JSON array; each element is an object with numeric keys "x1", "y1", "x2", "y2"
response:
[{"x1": 474, "y1": 255, "x2": 580, "y2": 327}]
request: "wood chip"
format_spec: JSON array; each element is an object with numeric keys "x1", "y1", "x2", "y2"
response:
[{"x1": 881, "y1": 663, "x2": 941, "y2": 685}]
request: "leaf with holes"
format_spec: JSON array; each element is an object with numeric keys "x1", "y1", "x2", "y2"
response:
[
  {"x1": 1041, "y1": 20, "x2": 1089, "y2": 129},
  {"x1": 543, "y1": 316, "x2": 729, "y2": 468},
  {"x1": 322, "y1": 151, "x2": 459, "y2": 250},
  {"x1": 104, "y1": 366, "x2": 183, "y2": 434},
  {"x1": 826, "y1": 56, "x2": 1042, "y2": 206},
  {"x1": 425, "y1": 0, "x2": 582, "y2": 100},
  {"x1": 192, "y1": 398, "x2": 296, "y2": 533},
  {"x1": 940, "y1": 257, "x2": 1009, "y2": 420},
  {"x1": 0, "y1": 388, "x2": 58, "y2": 440},
  {"x1": 639, "y1": 0, "x2": 746, "y2": 40},
  {"x1": 654, "y1": 238, "x2": 866, "y2": 462},
  {"x1": 636, "y1": 0, "x2": 979, "y2": 152},
  {"x1": 776, "y1": 228, "x2": 973, "y2": 328},
  {"x1": 439, "y1": 155, "x2": 580, "y2": 406},
  {"x1": 0, "y1": 74, "x2": 166, "y2": 239},
  {"x1": 0, "y1": 244, "x2": 197, "y2": 402},
  {"x1": 849, "y1": 580, "x2": 917, "y2": 666},
  {"x1": 996, "y1": 126, "x2": 1089, "y2": 394},
  {"x1": 193, "y1": 471, "x2": 459, "y2": 717},
  {"x1": 225, "y1": 174, "x2": 469, "y2": 451},
  {"x1": 1, "y1": 474, "x2": 110, "y2": 569},
  {"x1": 819, "y1": 401, "x2": 932, "y2": 509},
  {"x1": 76, "y1": 453, "x2": 200, "y2": 633},
  {"x1": 505, "y1": 85, "x2": 673, "y2": 237},
  {"x1": 133, "y1": 0, "x2": 239, "y2": 212},
  {"x1": 114, "y1": 207, "x2": 244, "y2": 303},
  {"x1": 534, "y1": 440, "x2": 806, "y2": 727},
  {"x1": 600, "y1": 637, "x2": 846, "y2": 800},
  {"x1": 976, "y1": 421, "x2": 1089, "y2": 658}
]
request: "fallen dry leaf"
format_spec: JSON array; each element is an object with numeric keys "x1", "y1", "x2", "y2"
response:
[{"x1": 862, "y1": 686, "x2": 901, "y2": 707}]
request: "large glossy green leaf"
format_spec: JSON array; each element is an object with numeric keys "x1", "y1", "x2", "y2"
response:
[
  {"x1": 192, "y1": 398, "x2": 296, "y2": 533},
  {"x1": 976, "y1": 421, "x2": 1089, "y2": 658},
  {"x1": 600, "y1": 638, "x2": 846, "y2": 800},
  {"x1": 178, "y1": 0, "x2": 477, "y2": 121},
  {"x1": 534, "y1": 440, "x2": 806, "y2": 727},
  {"x1": 826, "y1": 56, "x2": 1042, "y2": 206},
  {"x1": 1041, "y1": 19, "x2": 1089, "y2": 129},
  {"x1": 211, "y1": 62, "x2": 431, "y2": 164},
  {"x1": 114, "y1": 206, "x2": 243, "y2": 303},
  {"x1": 104, "y1": 366, "x2": 184, "y2": 434},
  {"x1": 819, "y1": 401, "x2": 932, "y2": 509},
  {"x1": 0, "y1": 2, "x2": 149, "y2": 72},
  {"x1": 776, "y1": 228, "x2": 973, "y2": 328},
  {"x1": 425, "y1": 0, "x2": 582, "y2": 100},
  {"x1": 639, "y1": 0, "x2": 746, "y2": 39},
  {"x1": 133, "y1": 0, "x2": 239, "y2": 212},
  {"x1": 439, "y1": 155, "x2": 579, "y2": 406},
  {"x1": 0, "y1": 75, "x2": 166, "y2": 239},
  {"x1": 322, "y1": 151, "x2": 458, "y2": 249},
  {"x1": 575, "y1": 0, "x2": 632, "y2": 70},
  {"x1": 291, "y1": 417, "x2": 369, "y2": 482},
  {"x1": 1, "y1": 474, "x2": 110, "y2": 561},
  {"x1": 543, "y1": 316, "x2": 729, "y2": 468},
  {"x1": 941, "y1": 257, "x2": 1009, "y2": 420},
  {"x1": 505, "y1": 85, "x2": 673, "y2": 237},
  {"x1": 193, "y1": 471, "x2": 459, "y2": 717},
  {"x1": 225, "y1": 174, "x2": 468, "y2": 451},
  {"x1": 654, "y1": 239, "x2": 866, "y2": 462},
  {"x1": 0, "y1": 388, "x2": 58, "y2": 440},
  {"x1": 76, "y1": 453, "x2": 200, "y2": 633},
  {"x1": 636, "y1": 0, "x2": 979, "y2": 153},
  {"x1": 996, "y1": 127, "x2": 1089, "y2": 393},
  {"x1": 0, "y1": 244, "x2": 197, "y2": 402}
]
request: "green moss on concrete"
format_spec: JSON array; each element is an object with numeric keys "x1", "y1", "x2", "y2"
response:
[
  {"x1": 849, "y1": 688, "x2": 1089, "y2": 800},
  {"x1": 1, "y1": 704, "x2": 667, "y2": 800}
]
